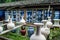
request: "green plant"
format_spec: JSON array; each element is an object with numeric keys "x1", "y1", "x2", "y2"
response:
[
  {"x1": 49, "y1": 27, "x2": 60, "y2": 40},
  {"x1": 5, "y1": 0, "x2": 12, "y2": 3}
]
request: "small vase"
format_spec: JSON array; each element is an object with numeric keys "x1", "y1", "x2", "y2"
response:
[
  {"x1": 20, "y1": 16, "x2": 26, "y2": 24},
  {"x1": 28, "y1": 26, "x2": 34, "y2": 37},
  {"x1": 5, "y1": 15, "x2": 10, "y2": 23},
  {"x1": 20, "y1": 26, "x2": 26, "y2": 36},
  {"x1": 7, "y1": 18, "x2": 15, "y2": 29},
  {"x1": 46, "y1": 17, "x2": 53, "y2": 28}
]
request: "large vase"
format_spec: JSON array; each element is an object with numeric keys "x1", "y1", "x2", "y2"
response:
[{"x1": 30, "y1": 23, "x2": 46, "y2": 40}]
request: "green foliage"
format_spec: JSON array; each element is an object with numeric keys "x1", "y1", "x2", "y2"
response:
[
  {"x1": 0, "y1": 0, "x2": 25, "y2": 3},
  {"x1": 5, "y1": 0, "x2": 12, "y2": 3},
  {"x1": 0, "y1": 26, "x2": 31, "y2": 40},
  {"x1": 49, "y1": 27, "x2": 60, "y2": 40},
  {"x1": 1, "y1": 32, "x2": 30, "y2": 40},
  {"x1": 0, "y1": 0, "x2": 5, "y2": 3}
]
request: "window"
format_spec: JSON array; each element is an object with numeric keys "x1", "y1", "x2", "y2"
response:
[
  {"x1": 13, "y1": 15, "x2": 16, "y2": 18},
  {"x1": 26, "y1": 10, "x2": 32, "y2": 23},
  {"x1": 13, "y1": 10, "x2": 16, "y2": 15},
  {"x1": 44, "y1": 10, "x2": 52, "y2": 20},
  {"x1": 19, "y1": 10, "x2": 24, "y2": 20},
  {"x1": 20, "y1": 10, "x2": 24, "y2": 17},
  {"x1": 36, "y1": 10, "x2": 42, "y2": 22}
]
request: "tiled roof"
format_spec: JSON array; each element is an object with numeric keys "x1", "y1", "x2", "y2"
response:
[{"x1": 0, "y1": 0, "x2": 60, "y2": 7}]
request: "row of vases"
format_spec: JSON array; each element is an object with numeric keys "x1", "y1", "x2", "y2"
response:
[
  {"x1": 3, "y1": 15, "x2": 26, "y2": 33},
  {"x1": 4, "y1": 15, "x2": 34, "y2": 37},
  {"x1": 20, "y1": 16, "x2": 53, "y2": 40},
  {"x1": 2, "y1": 15, "x2": 53, "y2": 40},
  {"x1": 10, "y1": 25, "x2": 34, "y2": 37},
  {"x1": 20, "y1": 25, "x2": 34, "y2": 37},
  {"x1": 0, "y1": 15, "x2": 11, "y2": 33},
  {"x1": 3, "y1": 15, "x2": 34, "y2": 37}
]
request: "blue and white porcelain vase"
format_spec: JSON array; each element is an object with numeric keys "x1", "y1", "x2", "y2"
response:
[{"x1": 28, "y1": 26, "x2": 34, "y2": 37}]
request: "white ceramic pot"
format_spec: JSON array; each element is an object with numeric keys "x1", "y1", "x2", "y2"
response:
[
  {"x1": 0, "y1": 27, "x2": 3, "y2": 33},
  {"x1": 7, "y1": 18, "x2": 15, "y2": 29},
  {"x1": 30, "y1": 33, "x2": 46, "y2": 40},
  {"x1": 41, "y1": 20, "x2": 50, "y2": 38}
]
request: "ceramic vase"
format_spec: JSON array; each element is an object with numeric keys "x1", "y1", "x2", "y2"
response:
[
  {"x1": 28, "y1": 26, "x2": 34, "y2": 37},
  {"x1": 7, "y1": 18, "x2": 15, "y2": 29},
  {"x1": 30, "y1": 23, "x2": 46, "y2": 40},
  {"x1": 41, "y1": 20, "x2": 50, "y2": 38},
  {"x1": 20, "y1": 26, "x2": 26, "y2": 36}
]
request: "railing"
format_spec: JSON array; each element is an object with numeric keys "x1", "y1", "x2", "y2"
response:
[
  {"x1": 0, "y1": 25, "x2": 23, "y2": 35},
  {"x1": 0, "y1": 22, "x2": 23, "y2": 35}
]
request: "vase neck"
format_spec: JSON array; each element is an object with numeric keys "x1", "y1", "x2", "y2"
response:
[
  {"x1": 9, "y1": 18, "x2": 12, "y2": 23},
  {"x1": 8, "y1": 15, "x2": 10, "y2": 19},
  {"x1": 36, "y1": 26, "x2": 41, "y2": 35},
  {"x1": 44, "y1": 22, "x2": 47, "y2": 28},
  {"x1": 48, "y1": 17, "x2": 51, "y2": 22},
  {"x1": 22, "y1": 16, "x2": 24, "y2": 20}
]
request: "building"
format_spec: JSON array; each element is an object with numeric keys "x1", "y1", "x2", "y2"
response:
[{"x1": 0, "y1": 0, "x2": 60, "y2": 23}]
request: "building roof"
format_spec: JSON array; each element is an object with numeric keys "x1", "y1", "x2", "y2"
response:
[{"x1": 0, "y1": 0, "x2": 60, "y2": 7}]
